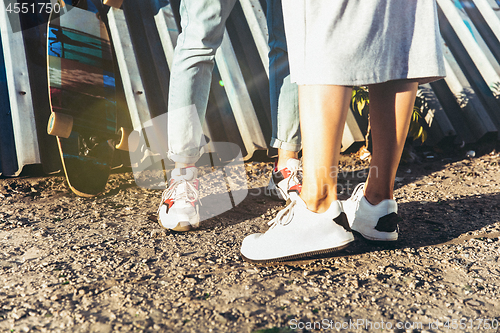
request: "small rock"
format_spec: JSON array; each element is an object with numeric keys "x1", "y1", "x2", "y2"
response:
[
  {"x1": 34, "y1": 230, "x2": 46, "y2": 237},
  {"x1": 128, "y1": 295, "x2": 144, "y2": 304},
  {"x1": 213, "y1": 313, "x2": 227, "y2": 324},
  {"x1": 360, "y1": 149, "x2": 371, "y2": 161},
  {"x1": 466, "y1": 150, "x2": 476, "y2": 158},
  {"x1": 151, "y1": 229, "x2": 165, "y2": 238},
  {"x1": 11, "y1": 309, "x2": 26, "y2": 320},
  {"x1": 465, "y1": 299, "x2": 483, "y2": 307},
  {"x1": 0, "y1": 260, "x2": 16, "y2": 268}
]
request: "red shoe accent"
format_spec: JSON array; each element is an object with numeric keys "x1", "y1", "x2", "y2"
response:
[
  {"x1": 279, "y1": 168, "x2": 292, "y2": 179},
  {"x1": 164, "y1": 198, "x2": 174, "y2": 213},
  {"x1": 288, "y1": 184, "x2": 302, "y2": 194},
  {"x1": 273, "y1": 159, "x2": 292, "y2": 179}
]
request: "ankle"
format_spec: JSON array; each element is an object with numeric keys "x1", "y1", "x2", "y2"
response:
[
  {"x1": 363, "y1": 190, "x2": 391, "y2": 206},
  {"x1": 364, "y1": 178, "x2": 394, "y2": 205},
  {"x1": 276, "y1": 150, "x2": 299, "y2": 170},
  {"x1": 300, "y1": 193, "x2": 337, "y2": 213}
]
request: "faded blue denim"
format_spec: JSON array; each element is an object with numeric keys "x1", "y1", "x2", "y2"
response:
[
  {"x1": 167, "y1": 0, "x2": 300, "y2": 163},
  {"x1": 167, "y1": 0, "x2": 238, "y2": 163},
  {"x1": 268, "y1": 0, "x2": 300, "y2": 152}
]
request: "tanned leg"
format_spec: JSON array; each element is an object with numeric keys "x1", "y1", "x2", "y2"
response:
[
  {"x1": 364, "y1": 80, "x2": 419, "y2": 205},
  {"x1": 299, "y1": 85, "x2": 352, "y2": 213}
]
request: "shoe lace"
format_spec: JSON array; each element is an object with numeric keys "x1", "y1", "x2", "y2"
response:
[
  {"x1": 349, "y1": 182, "x2": 365, "y2": 202},
  {"x1": 157, "y1": 179, "x2": 200, "y2": 214},
  {"x1": 267, "y1": 199, "x2": 296, "y2": 230},
  {"x1": 286, "y1": 163, "x2": 303, "y2": 189}
]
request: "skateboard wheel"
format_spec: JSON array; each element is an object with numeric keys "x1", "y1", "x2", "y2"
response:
[
  {"x1": 47, "y1": 112, "x2": 73, "y2": 138},
  {"x1": 115, "y1": 127, "x2": 139, "y2": 152},
  {"x1": 103, "y1": 0, "x2": 124, "y2": 8}
]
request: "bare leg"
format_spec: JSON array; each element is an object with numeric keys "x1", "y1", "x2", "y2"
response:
[
  {"x1": 276, "y1": 149, "x2": 299, "y2": 170},
  {"x1": 364, "y1": 80, "x2": 419, "y2": 205},
  {"x1": 299, "y1": 85, "x2": 352, "y2": 213},
  {"x1": 175, "y1": 162, "x2": 196, "y2": 169}
]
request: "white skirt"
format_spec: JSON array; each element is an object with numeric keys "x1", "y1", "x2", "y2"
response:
[{"x1": 282, "y1": 0, "x2": 446, "y2": 85}]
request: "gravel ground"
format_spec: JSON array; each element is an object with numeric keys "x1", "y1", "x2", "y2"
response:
[{"x1": 1, "y1": 147, "x2": 500, "y2": 333}]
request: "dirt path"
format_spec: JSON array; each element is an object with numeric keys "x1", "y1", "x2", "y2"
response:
[{"x1": 1, "y1": 149, "x2": 499, "y2": 333}]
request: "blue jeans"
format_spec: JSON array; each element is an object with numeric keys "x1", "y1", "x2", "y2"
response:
[
  {"x1": 268, "y1": 0, "x2": 300, "y2": 152},
  {"x1": 167, "y1": 0, "x2": 300, "y2": 163},
  {"x1": 167, "y1": 0, "x2": 237, "y2": 164}
]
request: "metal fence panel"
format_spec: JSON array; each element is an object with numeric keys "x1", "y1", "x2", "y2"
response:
[
  {"x1": 0, "y1": 30, "x2": 18, "y2": 176},
  {"x1": 438, "y1": 0, "x2": 500, "y2": 139},
  {"x1": 2, "y1": 0, "x2": 500, "y2": 177},
  {"x1": 0, "y1": 5, "x2": 40, "y2": 176}
]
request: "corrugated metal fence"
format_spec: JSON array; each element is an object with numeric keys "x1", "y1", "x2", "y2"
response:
[{"x1": 1, "y1": 0, "x2": 500, "y2": 176}]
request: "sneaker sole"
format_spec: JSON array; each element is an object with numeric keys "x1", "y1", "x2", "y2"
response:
[
  {"x1": 352, "y1": 229, "x2": 398, "y2": 242},
  {"x1": 241, "y1": 239, "x2": 353, "y2": 264},
  {"x1": 158, "y1": 219, "x2": 197, "y2": 232}
]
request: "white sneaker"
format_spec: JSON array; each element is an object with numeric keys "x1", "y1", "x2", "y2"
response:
[
  {"x1": 265, "y1": 158, "x2": 302, "y2": 201},
  {"x1": 240, "y1": 196, "x2": 354, "y2": 263},
  {"x1": 342, "y1": 183, "x2": 399, "y2": 241},
  {"x1": 158, "y1": 167, "x2": 200, "y2": 231}
]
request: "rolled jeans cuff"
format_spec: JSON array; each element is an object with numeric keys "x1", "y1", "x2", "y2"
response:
[
  {"x1": 270, "y1": 137, "x2": 301, "y2": 152},
  {"x1": 168, "y1": 146, "x2": 206, "y2": 164}
]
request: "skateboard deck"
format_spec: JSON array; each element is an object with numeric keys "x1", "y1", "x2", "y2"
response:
[{"x1": 47, "y1": 1, "x2": 121, "y2": 197}]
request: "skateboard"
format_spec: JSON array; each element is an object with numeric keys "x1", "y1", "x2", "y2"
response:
[{"x1": 46, "y1": 0, "x2": 130, "y2": 197}]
